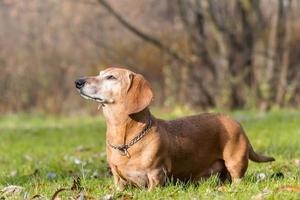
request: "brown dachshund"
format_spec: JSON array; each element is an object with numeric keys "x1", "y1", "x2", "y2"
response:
[{"x1": 75, "y1": 67, "x2": 274, "y2": 190}]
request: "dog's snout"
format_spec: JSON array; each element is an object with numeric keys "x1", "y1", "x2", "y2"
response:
[{"x1": 75, "y1": 78, "x2": 86, "y2": 89}]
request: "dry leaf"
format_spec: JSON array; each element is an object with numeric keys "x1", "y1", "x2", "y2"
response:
[
  {"x1": 75, "y1": 192, "x2": 97, "y2": 200},
  {"x1": 71, "y1": 176, "x2": 83, "y2": 191},
  {"x1": 251, "y1": 187, "x2": 270, "y2": 200},
  {"x1": 120, "y1": 193, "x2": 133, "y2": 200},
  {"x1": 101, "y1": 194, "x2": 113, "y2": 200},
  {"x1": 31, "y1": 194, "x2": 44, "y2": 199},
  {"x1": 275, "y1": 185, "x2": 300, "y2": 193},
  {"x1": 51, "y1": 176, "x2": 87, "y2": 200},
  {"x1": 51, "y1": 188, "x2": 68, "y2": 200},
  {"x1": 0, "y1": 185, "x2": 23, "y2": 197}
]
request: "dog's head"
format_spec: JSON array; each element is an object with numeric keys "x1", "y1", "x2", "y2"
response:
[{"x1": 75, "y1": 67, "x2": 153, "y2": 114}]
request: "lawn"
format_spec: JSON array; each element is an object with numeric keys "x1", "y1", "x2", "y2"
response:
[{"x1": 0, "y1": 110, "x2": 299, "y2": 199}]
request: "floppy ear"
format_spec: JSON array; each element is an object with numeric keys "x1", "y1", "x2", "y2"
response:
[{"x1": 125, "y1": 73, "x2": 154, "y2": 114}]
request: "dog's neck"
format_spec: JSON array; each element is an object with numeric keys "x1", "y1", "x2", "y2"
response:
[{"x1": 103, "y1": 106, "x2": 151, "y2": 145}]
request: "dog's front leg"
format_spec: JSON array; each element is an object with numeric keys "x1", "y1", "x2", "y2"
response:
[
  {"x1": 147, "y1": 167, "x2": 167, "y2": 191},
  {"x1": 110, "y1": 166, "x2": 127, "y2": 191},
  {"x1": 113, "y1": 175, "x2": 127, "y2": 191}
]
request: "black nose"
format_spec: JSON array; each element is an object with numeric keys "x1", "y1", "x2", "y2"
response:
[{"x1": 75, "y1": 78, "x2": 86, "y2": 89}]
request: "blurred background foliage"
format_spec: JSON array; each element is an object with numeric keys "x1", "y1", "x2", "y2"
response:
[{"x1": 0, "y1": 0, "x2": 299, "y2": 115}]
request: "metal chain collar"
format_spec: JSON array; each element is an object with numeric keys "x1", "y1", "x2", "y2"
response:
[{"x1": 108, "y1": 118, "x2": 152, "y2": 157}]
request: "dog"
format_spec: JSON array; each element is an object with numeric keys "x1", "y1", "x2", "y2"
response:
[{"x1": 75, "y1": 67, "x2": 275, "y2": 190}]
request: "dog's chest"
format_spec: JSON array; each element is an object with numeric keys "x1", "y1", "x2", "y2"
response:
[
  {"x1": 109, "y1": 151, "x2": 156, "y2": 187},
  {"x1": 115, "y1": 163, "x2": 149, "y2": 187}
]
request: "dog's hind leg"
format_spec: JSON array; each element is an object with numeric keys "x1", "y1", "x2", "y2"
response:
[
  {"x1": 198, "y1": 160, "x2": 231, "y2": 183},
  {"x1": 223, "y1": 157, "x2": 248, "y2": 183},
  {"x1": 219, "y1": 165, "x2": 232, "y2": 183},
  {"x1": 223, "y1": 139, "x2": 249, "y2": 183}
]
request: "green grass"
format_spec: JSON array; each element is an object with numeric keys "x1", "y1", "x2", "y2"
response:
[{"x1": 0, "y1": 110, "x2": 299, "y2": 199}]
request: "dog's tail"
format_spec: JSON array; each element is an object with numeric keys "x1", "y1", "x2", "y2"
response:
[{"x1": 249, "y1": 145, "x2": 275, "y2": 163}]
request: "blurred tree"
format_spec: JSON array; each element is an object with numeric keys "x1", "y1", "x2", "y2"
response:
[
  {"x1": 0, "y1": 0, "x2": 299, "y2": 113},
  {"x1": 97, "y1": 0, "x2": 300, "y2": 110}
]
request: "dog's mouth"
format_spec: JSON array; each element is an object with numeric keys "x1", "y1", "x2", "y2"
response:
[{"x1": 80, "y1": 91, "x2": 106, "y2": 103}]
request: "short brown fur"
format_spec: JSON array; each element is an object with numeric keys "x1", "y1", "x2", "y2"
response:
[{"x1": 76, "y1": 67, "x2": 275, "y2": 190}]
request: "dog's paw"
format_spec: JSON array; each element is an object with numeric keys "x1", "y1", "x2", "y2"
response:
[{"x1": 115, "y1": 183, "x2": 126, "y2": 191}]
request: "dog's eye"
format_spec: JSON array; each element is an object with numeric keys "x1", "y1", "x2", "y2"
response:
[{"x1": 105, "y1": 75, "x2": 116, "y2": 80}]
